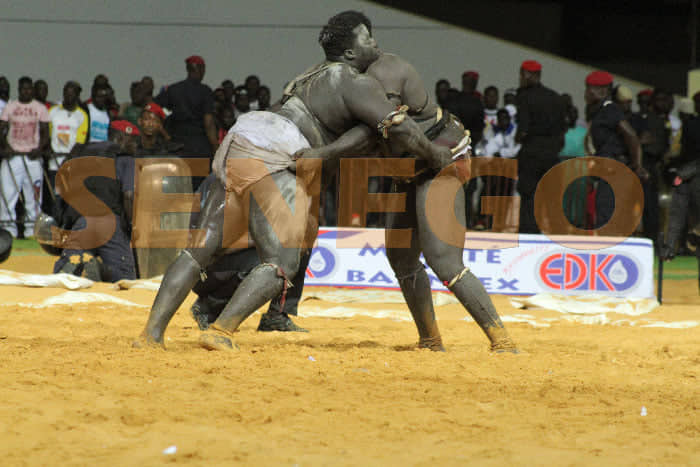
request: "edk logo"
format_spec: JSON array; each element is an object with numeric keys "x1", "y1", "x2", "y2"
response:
[
  {"x1": 537, "y1": 251, "x2": 640, "y2": 293},
  {"x1": 306, "y1": 246, "x2": 336, "y2": 278}
]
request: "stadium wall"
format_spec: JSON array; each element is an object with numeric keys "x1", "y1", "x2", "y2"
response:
[{"x1": 1, "y1": 0, "x2": 650, "y2": 116}]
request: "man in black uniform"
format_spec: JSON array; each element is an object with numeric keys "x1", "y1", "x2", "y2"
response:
[
  {"x1": 629, "y1": 89, "x2": 669, "y2": 243},
  {"x1": 155, "y1": 55, "x2": 218, "y2": 179},
  {"x1": 584, "y1": 71, "x2": 647, "y2": 230},
  {"x1": 515, "y1": 60, "x2": 567, "y2": 233},
  {"x1": 51, "y1": 121, "x2": 139, "y2": 282},
  {"x1": 661, "y1": 96, "x2": 700, "y2": 286},
  {"x1": 660, "y1": 159, "x2": 700, "y2": 292}
]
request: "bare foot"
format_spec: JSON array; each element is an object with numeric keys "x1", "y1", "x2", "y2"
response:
[
  {"x1": 131, "y1": 332, "x2": 166, "y2": 350},
  {"x1": 489, "y1": 338, "x2": 519, "y2": 354},
  {"x1": 418, "y1": 335, "x2": 446, "y2": 352},
  {"x1": 486, "y1": 327, "x2": 519, "y2": 354},
  {"x1": 199, "y1": 325, "x2": 240, "y2": 352}
]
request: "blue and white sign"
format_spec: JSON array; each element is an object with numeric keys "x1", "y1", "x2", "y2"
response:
[{"x1": 304, "y1": 229, "x2": 654, "y2": 298}]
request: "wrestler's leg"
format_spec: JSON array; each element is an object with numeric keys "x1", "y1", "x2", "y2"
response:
[
  {"x1": 134, "y1": 180, "x2": 242, "y2": 347},
  {"x1": 257, "y1": 247, "x2": 311, "y2": 332},
  {"x1": 203, "y1": 171, "x2": 307, "y2": 349},
  {"x1": 416, "y1": 175, "x2": 517, "y2": 352},
  {"x1": 385, "y1": 181, "x2": 443, "y2": 351}
]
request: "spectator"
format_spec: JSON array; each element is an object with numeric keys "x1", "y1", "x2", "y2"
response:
[
  {"x1": 33, "y1": 80, "x2": 53, "y2": 110},
  {"x1": 93, "y1": 74, "x2": 109, "y2": 88},
  {"x1": 584, "y1": 71, "x2": 647, "y2": 232},
  {"x1": 515, "y1": 60, "x2": 567, "y2": 233},
  {"x1": 484, "y1": 108, "x2": 521, "y2": 158},
  {"x1": 660, "y1": 159, "x2": 700, "y2": 292},
  {"x1": 120, "y1": 81, "x2": 148, "y2": 126},
  {"x1": 155, "y1": 55, "x2": 218, "y2": 163},
  {"x1": 461, "y1": 70, "x2": 481, "y2": 99},
  {"x1": 221, "y1": 79, "x2": 235, "y2": 111},
  {"x1": 46, "y1": 81, "x2": 89, "y2": 215},
  {"x1": 483, "y1": 108, "x2": 521, "y2": 232},
  {"x1": 213, "y1": 87, "x2": 226, "y2": 115},
  {"x1": 637, "y1": 88, "x2": 653, "y2": 114},
  {"x1": 88, "y1": 84, "x2": 111, "y2": 142},
  {"x1": 483, "y1": 86, "x2": 499, "y2": 125},
  {"x1": 217, "y1": 106, "x2": 236, "y2": 144},
  {"x1": 560, "y1": 102, "x2": 589, "y2": 230},
  {"x1": 257, "y1": 86, "x2": 271, "y2": 111},
  {"x1": 137, "y1": 102, "x2": 173, "y2": 152},
  {"x1": 52, "y1": 120, "x2": 138, "y2": 282},
  {"x1": 0, "y1": 76, "x2": 9, "y2": 115},
  {"x1": 141, "y1": 76, "x2": 155, "y2": 103},
  {"x1": 0, "y1": 76, "x2": 50, "y2": 238},
  {"x1": 614, "y1": 85, "x2": 634, "y2": 117},
  {"x1": 504, "y1": 88, "x2": 517, "y2": 118},
  {"x1": 234, "y1": 86, "x2": 250, "y2": 118},
  {"x1": 115, "y1": 103, "x2": 182, "y2": 248},
  {"x1": 104, "y1": 84, "x2": 120, "y2": 119},
  {"x1": 561, "y1": 103, "x2": 586, "y2": 157},
  {"x1": 83, "y1": 74, "x2": 109, "y2": 107},
  {"x1": 435, "y1": 79, "x2": 451, "y2": 108},
  {"x1": 245, "y1": 75, "x2": 261, "y2": 110}
]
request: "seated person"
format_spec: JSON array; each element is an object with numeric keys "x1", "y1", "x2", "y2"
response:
[{"x1": 51, "y1": 121, "x2": 138, "y2": 282}]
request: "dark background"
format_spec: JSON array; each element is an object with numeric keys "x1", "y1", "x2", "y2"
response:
[{"x1": 371, "y1": 0, "x2": 699, "y2": 94}]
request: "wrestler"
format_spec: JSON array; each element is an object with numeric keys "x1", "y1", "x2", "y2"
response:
[
  {"x1": 133, "y1": 11, "x2": 458, "y2": 350},
  {"x1": 293, "y1": 52, "x2": 517, "y2": 353}
]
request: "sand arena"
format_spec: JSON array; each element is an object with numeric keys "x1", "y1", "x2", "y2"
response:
[{"x1": 0, "y1": 250, "x2": 698, "y2": 465}]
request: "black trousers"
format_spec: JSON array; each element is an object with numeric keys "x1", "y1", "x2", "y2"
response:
[{"x1": 517, "y1": 152, "x2": 560, "y2": 234}]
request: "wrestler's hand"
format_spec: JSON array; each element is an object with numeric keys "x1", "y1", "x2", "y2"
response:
[{"x1": 292, "y1": 147, "x2": 327, "y2": 160}]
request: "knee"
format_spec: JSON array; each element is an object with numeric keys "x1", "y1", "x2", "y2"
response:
[
  {"x1": 386, "y1": 248, "x2": 419, "y2": 275},
  {"x1": 422, "y1": 251, "x2": 462, "y2": 282}
]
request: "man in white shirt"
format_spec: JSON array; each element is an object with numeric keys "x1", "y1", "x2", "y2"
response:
[
  {"x1": 87, "y1": 85, "x2": 110, "y2": 142},
  {"x1": 484, "y1": 108, "x2": 521, "y2": 158},
  {"x1": 46, "y1": 81, "x2": 89, "y2": 215}
]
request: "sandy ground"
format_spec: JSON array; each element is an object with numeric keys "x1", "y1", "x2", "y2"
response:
[{"x1": 0, "y1": 254, "x2": 699, "y2": 466}]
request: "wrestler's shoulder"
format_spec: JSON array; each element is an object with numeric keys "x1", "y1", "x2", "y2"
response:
[{"x1": 368, "y1": 53, "x2": 412, "y2": 74}]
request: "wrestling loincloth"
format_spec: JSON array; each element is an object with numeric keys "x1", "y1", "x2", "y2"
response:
[{"x1": 212, "y1": 111, "x2": 311, "y2": 194}]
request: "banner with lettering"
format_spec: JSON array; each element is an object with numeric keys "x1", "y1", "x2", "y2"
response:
[{"x1": 304, "y1": 229, "x2": 655, "y2": 298}]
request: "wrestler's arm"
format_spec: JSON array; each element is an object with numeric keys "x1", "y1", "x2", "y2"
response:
[
  {"x1": 295, "y1": 124, "x2": 376, "y2": 163},
  {"x1": 342, "y1": 74, "x2": 452, "y2": 169}
]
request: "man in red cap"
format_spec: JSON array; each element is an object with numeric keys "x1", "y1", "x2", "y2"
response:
[
  {"x1": 637, "y1": 88, "x2": 653, "y2": 115},
  {"x1": 461, "y1": 70, "x2": 481, "y2": 99},
  {"x1": 137, "y1": 102, "x2": 174, "y2": 152},
  {"x1": 515, "y1": 59, "x2": 567, "y2": 233},
  {"x1": 585, "y1": 70, "x2": 648, "y2": 232},
  {"x1": 114, "y1": 102, "x2": 185, "y2": 276},
  {"x1": 154, "y1": 55, "x2": 218, "y2": 186},
  {"x1": 50, "y1": 120, "x2": 138, "y2": 282}
]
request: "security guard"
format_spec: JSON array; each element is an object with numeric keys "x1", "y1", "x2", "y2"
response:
[
  {"x1": 515, "y1": 60, "x2": 567, "y2": 233},
  {"x1": 155, "y1": 55, "x2": 218, "y2": 171},
  {"x1": 584, "y1": 71, "x2": 648, "y2": 231},
  {"x1": 51, "y1": 120, "x2": 138, "y2": 282}
]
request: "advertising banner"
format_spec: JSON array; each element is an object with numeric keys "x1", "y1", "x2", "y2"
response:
[{"x1": 305, "y1": 229, "x2": 654, "y2": 298}]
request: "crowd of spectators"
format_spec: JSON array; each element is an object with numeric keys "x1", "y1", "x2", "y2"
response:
[
  {"x1": 433, "y1": 62, "x2": 700, "y2": 258},
  {"x1": 1, "y1": 54, "x2": 699, "y2": 279}
]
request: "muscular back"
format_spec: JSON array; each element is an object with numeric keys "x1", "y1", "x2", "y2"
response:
[{"x1": 277, "y1": 62, "x2": 375, "y2": 147}]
